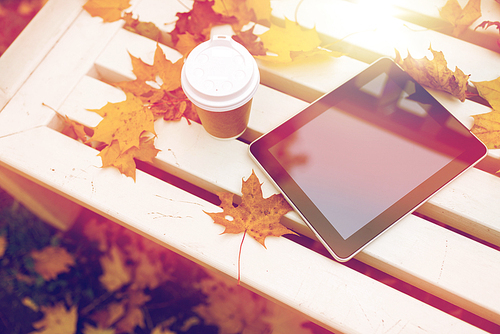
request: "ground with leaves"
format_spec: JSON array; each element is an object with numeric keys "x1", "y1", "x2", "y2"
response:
[{"x1": 0, "y1": 188, "x2": 330, "y2": 334}]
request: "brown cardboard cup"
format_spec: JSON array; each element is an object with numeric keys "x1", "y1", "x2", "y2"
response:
[{"x1": 181, "y1": 35, "x2": 260, "y2": 139}]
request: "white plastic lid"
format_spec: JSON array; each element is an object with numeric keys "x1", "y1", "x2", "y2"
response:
[{"x1": 181, "y1": 35, "x2": 260, "y2": 112}]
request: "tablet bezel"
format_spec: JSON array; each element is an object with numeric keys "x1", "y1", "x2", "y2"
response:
[{"x1": 249, "y1": 57, "x2": 487, "y2": 261}]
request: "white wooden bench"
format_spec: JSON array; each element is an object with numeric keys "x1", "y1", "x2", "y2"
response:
[{"x1": 1, "y1": 0, "x2": 499, "y2": 332}]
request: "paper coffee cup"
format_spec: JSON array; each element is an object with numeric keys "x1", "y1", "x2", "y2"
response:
[{"x1": 181, "y1": 35, "x2": 260, "y2": 139}]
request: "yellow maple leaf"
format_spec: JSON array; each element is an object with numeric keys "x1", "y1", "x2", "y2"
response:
[
  {"x1": 99, "y1": 246, "x2": 132, "y2": 292},
  {"x1": 90, "y1": 92, "x2": 156, "y2": 154},
  {"x1": 395, "y1": 47, "x2": 470, "y2": 102},
  {"x1": 471, "y1": 110, "x2": 500, "y2": 149},
  {"x1": 30, "y1": 246, "x2": 75, "y2": 281},
  {"x1": 472, "y1": 77, "x2": 500, "y2": 110},
  {"x1": 439, "y1": 0, "x2": 482, "y2": 36},
  {"x1": 30, "y1": 303, "x2": 78, "y2": 334},
  {"x1": 247, "y1": 0, "x2": 271, "y2": 23},
  {"x1": 257, "y1": 18, "x2": 336, "y2": 63},
  {"x1": 99, "y1": 137, "x2": 159, "y2": 180},
  {"x1": 213, "y1": 0, "x2": 255, "y2": 30},
  {"x1": 83, "y1": 0, "x2": 131, "y2": 23}
]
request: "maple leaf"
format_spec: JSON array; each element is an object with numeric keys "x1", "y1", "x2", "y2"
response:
[
  {"x1": 394, "y1": 47, "x2": 470, "y2": 102},
  {"x1": 82, "y1": 324, "x2": 116, "y2": 334},
  {"x1": 170, "y1": 0, "x2": 236, "y2": 45},
  {"x1": 439, "y1": 0, "x2": 482, "y2": 37},
  {"x1": 83, "y1": 0, "x2": 130, "y2": 23},
  {"x1": 247, "y1": 0, "x2": 272, "y2": 24},
  {"x1": 61, "y1": 115, "x2": 90, "y2": 143},
  {"x1": 205, "y1": 171, "x2": 296, "y2": 282},
  {"x1": 90, "y1": 92, "x2": 156, "y2": 153},
  {"x1": 123, "y1": 12, "x2": 161, "y2": 42},
  {"x1": 30, "y1": 303, "x2": 78, "y2": 334},
  {"x1": 232, "y1": 26, "x2": 267, "y2": 56},
  {"x1": 116, "y1": 45, "x2": 199, "y2": 123},
  {"x1": 472, "y1": 77, "x2": 500, "y2": 110},
  {"x1": 471, "y1": 110, "x2": 500, "y2": 149},
  {"x1": 213, "y1": 0, "x2": 255, "y2": 31},
  {"x1": 30, "y1": 246, "x2": 75, "y2": 281},
  {"x1": 175, "y1": 32, "x2": 200, "y2": 56},
  {"x1": 99, "y1": 136, "x2": 159, "y2": 180},
  {"x1": 0, "y1": 234, "x2": 6, "y2": 258},
  {"x1": 257, "y1": 18, "x2": 339, "y2": 63},
  {"x1": 99, "y1": 245, "x2": 132, "y2": 292}
]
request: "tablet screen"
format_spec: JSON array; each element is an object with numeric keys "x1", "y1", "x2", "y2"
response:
[{"x1": 250, "y1": 58, "x2": 487, "y2": 261}]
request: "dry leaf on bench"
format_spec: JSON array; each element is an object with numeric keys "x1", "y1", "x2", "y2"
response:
[
  {"x1": 470, "y1": 77, "x2": 500, "y2": 150},
  {"x1": 83, "y1": 0, "x2": 130, "y2": 22},
  {"x1": 206, "y1": 170, "x2": 296, "y2": 247},
  {"x1": 439, "y1": 0, "x2": 482, "y2": 36},
  {"x1": 205, "y1": 170, "x2": 296, "y2": 281},
  {"x1": 395, "y1": 47, "x2": 470, "y2": 102},
  {"x1": 30, "y1": 246, "x2": 75, "y2": 281},
  {"x1": 471, "y1": 110, "x2": 500, "y2": 149},
  {"x1": 257, "y1": 18, "x2": 341, "y2": 63},
  {"x1": 30, "y1": 303, "x2": 78, "y2": 334}
]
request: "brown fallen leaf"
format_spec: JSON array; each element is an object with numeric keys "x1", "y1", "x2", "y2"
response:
[
  {"x1": 30, "y1": 303, "x2": 78, "y2": 334},
  {"x1": 82, "y1": 323, "x2": 116, "y2": 334},
  {"x1": 0, "y1": 234, "x2": 6, "y2": 258},
  {"x1": 30, "y1": 246, "x2": 75, "y2": 281},
  {"x1": 439, "y1": 0, "x2": 482, "y2": 36},
  {"x1": 83, "y1": 0, "x2": 130, "y2": 23},
  {"x1": 232, "y1": 25, "x2": 267, "y2": 56},
  {"x1": 99, "y1": 245, "x2": 132, "y2": 292},
  {"x1": 122, "y1": 12, "x2": 161, "y2": 42},
  {"x1": 395, "y1": 47, "x2": 470, "y2": 102},
  {"x1": 205, "y1": 170, "x2": 296, "y2": 282}
]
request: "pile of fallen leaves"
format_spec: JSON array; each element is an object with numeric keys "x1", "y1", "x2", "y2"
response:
[{"x1": 0, "y1": 193, "x2": 324, "y2": 334}]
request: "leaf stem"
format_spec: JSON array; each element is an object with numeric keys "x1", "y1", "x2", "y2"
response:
[{"x1": 238, "y1": 230, "x2": 246, "y2": 285}]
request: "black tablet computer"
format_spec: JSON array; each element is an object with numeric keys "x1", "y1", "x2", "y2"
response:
[{"x1": 249, "y1": 57, "x2": 487, "y2": 262}]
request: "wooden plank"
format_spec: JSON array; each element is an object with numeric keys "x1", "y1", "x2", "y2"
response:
[
  {"x1": 0, "y1": 126, "x2": 487, "y2": 333},
  {"x1": 0, "y1": 165, "x2": 81, "y2": 230},
  {"x1": 0, "y1": 0, "x2": 86, "y2": 110},
  {"x1": 356, "y1": 0, "x2": 500, "y2": 52},
  {"x1": 0, "y1": 3, "x2": 135, "y2": 137}
]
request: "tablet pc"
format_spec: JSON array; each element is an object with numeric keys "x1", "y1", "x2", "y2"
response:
[{"x1": 249, "y1": 57, "x2": 487, "y2": 262}]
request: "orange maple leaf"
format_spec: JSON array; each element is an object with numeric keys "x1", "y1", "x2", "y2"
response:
[
  {"x1": 395, "y1": 47, "x2": 470, "y2": 102},
  {"x1": 83, "y1": 0, "x2": 130, "y2": 23},
  {"x1": 122, "y1": 12, "x2": 161, "y2": 42},
  {"x1": 439, "y1": 0, "x2": 482, "y2": 37},
  {"x1": 205, "y1": 171, "x2": 296, "y2": 282},
  {"x1": 115, "y1": 45, "x2": 199, "y2": 123},
  {"x1": 30, "y1": 246, "x2": 75, "y2": 281},
  {"x1": 31, "y1": 303, "x2": 78, "y2": 334}
]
